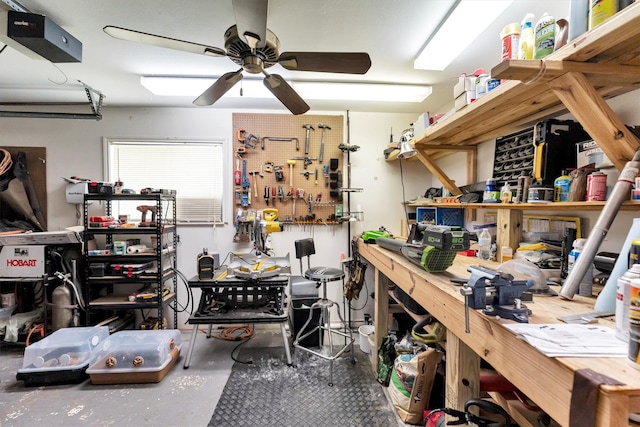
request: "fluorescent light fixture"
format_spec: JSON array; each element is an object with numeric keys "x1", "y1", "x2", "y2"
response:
[
  {"x1": 140, "y1": 76, "x2": 432, "y2": 103},
  {"x1": 140, "y1": 76, "x2": 275, "y2": 98},
  {"x1": 292, "y1": 82, "x2": 432, "y2": 103},
  {"x1": 414, "y1": 0, "x2": 512, "y2": 71}
]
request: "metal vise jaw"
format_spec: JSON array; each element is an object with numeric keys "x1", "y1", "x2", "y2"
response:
[{"x1": 460, "y1": 265, "x2": 533, "y2": 331}]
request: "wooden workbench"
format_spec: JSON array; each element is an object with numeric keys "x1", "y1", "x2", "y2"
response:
[{"x1": 358, "y1": 239, "x2": 640, "y2": 426}]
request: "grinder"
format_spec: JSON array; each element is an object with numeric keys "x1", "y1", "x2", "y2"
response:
[{"x1": 197, "y1": 248, "x2": 216, "y2": 280}]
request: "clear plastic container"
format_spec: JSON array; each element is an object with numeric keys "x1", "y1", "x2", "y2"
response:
[
  {"x1": 477, "y1": 229, "x2": 492, "y2": 261},
  {"x1": 87, "y1": 330, "x2": 181, "y2": 384},
  {"x1": 16, "y1": 326, "x2": 110, "y2": 386}
]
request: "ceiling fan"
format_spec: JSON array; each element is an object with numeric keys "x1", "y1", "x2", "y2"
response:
[{"x1": 103, "y1": 0, "x2": 372, "y2": 115}]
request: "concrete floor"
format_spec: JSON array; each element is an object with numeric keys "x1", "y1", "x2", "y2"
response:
[{"x1": 0, "y1": 326, "x2": 300, "y2": 427}]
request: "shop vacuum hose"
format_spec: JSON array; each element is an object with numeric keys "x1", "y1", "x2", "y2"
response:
[{"x1": 559, "y1": 149, "x2": 640, "y2": 300}]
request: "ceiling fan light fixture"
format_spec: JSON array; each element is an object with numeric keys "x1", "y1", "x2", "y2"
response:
[{"x1": 414, "y1": 0, "x2": 512, "y2": 71}]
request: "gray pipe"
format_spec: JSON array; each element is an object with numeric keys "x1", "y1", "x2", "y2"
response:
[{"x1": 559, "y1": 149, "x2": 640, "y2": 300}]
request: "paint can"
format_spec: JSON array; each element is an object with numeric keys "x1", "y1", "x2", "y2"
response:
[
  {"x1": 617, "y1": 265, "x2": 640, "y2": 341},
  {"x1": 586, "y1": 171, "x2": 607, "y2": 201},
  {"x1": 588, "y1": 0, "x2": 618, "y2": 30},
  {"x1": 629, "y1": 277, "x2": 640, "y2": 366},
  {"x1": 527, "y1": 183, "x2": 553, "y2": 203},
  {"x1": 500, "y1": 23, "x2": 520, "y2": 61}
]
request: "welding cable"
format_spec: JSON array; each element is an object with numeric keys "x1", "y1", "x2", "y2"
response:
[
  {"x1": 172, "y1": 268, "x2": 194, "y2": 314},
  {"x1": 25, "y1": 323, "x2": 45, "y2": 347}
]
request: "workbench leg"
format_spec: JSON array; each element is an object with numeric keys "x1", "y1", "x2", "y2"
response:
[
  {"x1": 597, "y1": 389, "x2": 629, "y2": 427},
  {"x1": 373, "y1": 267, "x2": 389, "y2": 373},
  {"x1": 445, "y1": 330, "x2": 480, "y2": 412},
  {"x1": 280, "y1": 323, "x2": 293, "y2": 366},
  {"x1": 183, "y1": 325, "x2": 199, "y2": 369}
]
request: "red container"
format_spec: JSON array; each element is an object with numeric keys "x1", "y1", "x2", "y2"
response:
[{"x1": 586, "y1": 171, "x2": 607, "y2": 201}]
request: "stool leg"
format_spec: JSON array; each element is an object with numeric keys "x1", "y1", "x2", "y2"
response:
[
  {"x1": 332, "y1": 299, "x2": 355, "y2": 363},
  {"x1": 280, "y1": 323, "x2": 292, "y2": 366}
]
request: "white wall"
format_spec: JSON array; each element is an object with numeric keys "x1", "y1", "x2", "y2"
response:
[{"x1": 0, "y1": 107, "x2": 421, "y2": 328}]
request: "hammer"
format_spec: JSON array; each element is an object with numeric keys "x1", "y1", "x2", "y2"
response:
[
  {"x1": 287, "y1": 159, "x2": 296, "y2": 187},
  {"x1": 318, "y1": 123, "x2": 331, "y2": 163},
  {"x1": 302, "y1": 124, "x2": 314, "y2": 155},
  {"x1": 249, "y1": 170, "x2": 259, "y2": 197}
]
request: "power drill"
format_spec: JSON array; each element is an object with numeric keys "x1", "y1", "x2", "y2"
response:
[{"x1": 137, "y1": 205, "x2": 157, "y2": 226}]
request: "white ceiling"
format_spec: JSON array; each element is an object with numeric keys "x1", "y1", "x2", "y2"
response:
[{"x1": 0, "y1": 0, "x2": 569, "y2": 116}]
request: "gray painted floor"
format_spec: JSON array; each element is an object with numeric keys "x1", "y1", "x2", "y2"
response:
[{"x1": 1, "y1": 326, "x2": 400, "y2": 427}]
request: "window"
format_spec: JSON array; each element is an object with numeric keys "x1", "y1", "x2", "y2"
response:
[{"x1": 105, "y1": 139, "x2": 224, "y2": 223}]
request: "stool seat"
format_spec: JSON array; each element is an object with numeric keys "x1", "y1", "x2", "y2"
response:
[{"x1": 305, "y1": 267, "x2": 344, "y2": 282}]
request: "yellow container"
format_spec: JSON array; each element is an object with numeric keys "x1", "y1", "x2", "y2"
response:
[{"x1": 588, "y1": 0, "x2": 618, "y2": 30}]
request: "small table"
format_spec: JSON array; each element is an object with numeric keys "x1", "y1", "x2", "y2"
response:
[{"x1": 183, "y1": 272, "x2": 292, "y2": 368}]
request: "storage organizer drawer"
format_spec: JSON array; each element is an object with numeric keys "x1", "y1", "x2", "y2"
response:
[{"x1": 416, "y1": 207, "x2": 464, "y2": 227}]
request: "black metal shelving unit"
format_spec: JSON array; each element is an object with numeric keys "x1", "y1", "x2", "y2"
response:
[{"x1": 82, "y1": 192, "x2": 178, "y2": 329}]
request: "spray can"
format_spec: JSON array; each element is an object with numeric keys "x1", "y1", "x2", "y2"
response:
[
  {"x1": 515, "y1": 171, "x2": 532, "y2": 203},
  {"x1": 534, "y1": 13, "x2": 556, "y2": 59},
  {"x1": 616, "y1": 264, "x2": 640, "y2": 341},
  {"x1": 588, "y1": 0, "x2": 618, "y2": 30}
]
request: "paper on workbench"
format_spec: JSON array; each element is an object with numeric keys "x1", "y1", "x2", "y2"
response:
[{"x1": 504, "y1": 324, "x2": 628, "y2": 357}]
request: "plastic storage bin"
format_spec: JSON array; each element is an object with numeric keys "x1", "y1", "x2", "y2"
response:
[
  {"x1": 87, "y1": 329, "x2": 181, "y2": 384},
  {"x1": 16, "y1": 326, "x2": 110, "y2": 386}
]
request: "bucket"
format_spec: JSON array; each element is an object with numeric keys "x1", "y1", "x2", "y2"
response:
[{"x1": 358, "y1": 324, "x2": 375, "y2": 354}]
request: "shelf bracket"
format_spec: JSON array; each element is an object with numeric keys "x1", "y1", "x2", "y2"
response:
[
  {"x1": 414, "y1": 145, "x2": 478, "y2": 197},
  {"x1": 547, "y1": 71, "x2": 640, "y2": 171},
  {"x1": 0, "y1": 81, "x2": 105, "y2": 120}
]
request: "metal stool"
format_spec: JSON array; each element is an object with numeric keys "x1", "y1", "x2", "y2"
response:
[{"x1": 292, "y1": 238, "x2": 354, "y2": 386}]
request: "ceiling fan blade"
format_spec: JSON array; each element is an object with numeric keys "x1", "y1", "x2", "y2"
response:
[
  {"x1": 193, "y1": 70, "x2": 244, "y2": 106},
  {"x1": 278, "y1": 52, "x2": 372, "y2": 74},
  {"x1": 263, "y1": 74, "x2": 309, "y2": 115},
  {"x1": 104, "y1": 25, "x2": 226, "y2": 57},
  {"x1": 232, "y1": 0, "x2": 268, "y2": 49}
]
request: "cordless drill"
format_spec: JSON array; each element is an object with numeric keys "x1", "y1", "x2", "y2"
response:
[{"x1": 137, "y1": 205, "x2": 157, "y2": 226}]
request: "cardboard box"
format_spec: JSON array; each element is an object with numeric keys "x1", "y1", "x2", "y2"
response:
[
  {"x1": 454, "y1": 90, "x2": 476, "y2": 111},
  {"x1": 576, "y1": 140, "x2": 613, "y2": 169},
  {"x1": 453, "y1": 76, "x2": 476, "y2": 99},
  {"x1": 413, "y1": 112, "x2": 431, "y2": 135}
]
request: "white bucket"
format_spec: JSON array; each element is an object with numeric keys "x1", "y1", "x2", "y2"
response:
[{"x1": 358, "y1": 324, "x2": 375, "y2": 354}]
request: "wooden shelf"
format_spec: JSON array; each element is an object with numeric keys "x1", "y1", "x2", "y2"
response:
[
  {"x1": 411, "y1": 4, "x2": 640, "y2": 162},
  {"x1": 406, "y1": 200, "x2": 640, "y2": 212}
]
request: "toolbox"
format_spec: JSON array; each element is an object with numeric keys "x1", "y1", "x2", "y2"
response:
[
  {"x1": 16, "y1": 326, "x2": 110, "y2": 386},
  {"x1": 87, "y1": 329, "x2": 181, "y2": 384},
  {"x1": 111, "y1": 261, "x2": 154, "y2": 277}
]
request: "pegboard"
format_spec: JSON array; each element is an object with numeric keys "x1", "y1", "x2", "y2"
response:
[{"x1": 232, "y1": 113, "x2": 344, "y2": 225}]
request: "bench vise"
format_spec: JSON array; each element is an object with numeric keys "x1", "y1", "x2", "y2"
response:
[{"x1": 460, "y1": 265, "x2": 533, "y2": 332}]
